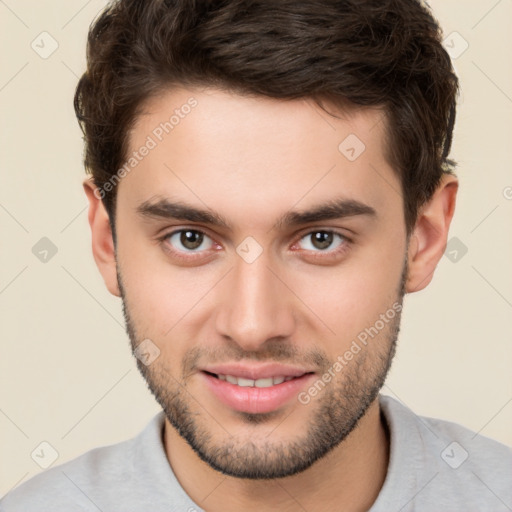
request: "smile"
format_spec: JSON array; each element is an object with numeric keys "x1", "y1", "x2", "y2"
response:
[
  {"x1": 200, "y1": 368, "x2": 316, "y2": 414},
  {"x1": 209, "y1": 373, "x2": 297, "y2": 388}
]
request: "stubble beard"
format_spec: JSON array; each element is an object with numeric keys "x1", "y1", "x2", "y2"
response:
[{"x1": 118, "y1": 257, "x2": 408, "y2": 479}]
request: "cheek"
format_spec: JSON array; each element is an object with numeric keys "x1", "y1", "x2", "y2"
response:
[
  {"x1": 288, "y1": 242, "x2": 405, "y2": 348},
  {"x1": 116, "y1": 246, "x2": 180, "y2": 334},
  {"x1": 118, "y1": 240, "x2": 226, "y2": 347},
  {"x1": 124, "y1": 269, "x2": 204, "y2": 337}
]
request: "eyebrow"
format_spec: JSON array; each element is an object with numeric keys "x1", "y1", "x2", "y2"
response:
[{"x1": 136, "y1": 196, "x2": 377, "y2": 231}]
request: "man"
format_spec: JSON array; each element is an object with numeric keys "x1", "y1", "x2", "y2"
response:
[{"x1": 2, "y1": 0, "x2": 511, "y2": 511}]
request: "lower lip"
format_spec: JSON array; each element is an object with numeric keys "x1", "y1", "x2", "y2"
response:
[{"x1": 201, "y1": 372, "x2": 315, "y2": 414}]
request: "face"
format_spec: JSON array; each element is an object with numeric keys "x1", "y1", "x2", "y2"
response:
[{"x1": 114, "y1": 87, "x2": 409, "y2": 479}]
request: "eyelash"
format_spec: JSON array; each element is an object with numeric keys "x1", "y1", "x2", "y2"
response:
[{"x1": 158, "y1": 227, "x2": 352, "y2": 262}]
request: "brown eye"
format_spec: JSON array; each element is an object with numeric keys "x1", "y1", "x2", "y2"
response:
[
  {"x1": 167, "y1": 229, "x2": 213, "y2": 252},
  {"x1": 299, "y1": 231, "x2": 345, "y2": 252}
]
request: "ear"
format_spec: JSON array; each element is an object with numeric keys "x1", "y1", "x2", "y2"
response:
[
  {"x1": 406, "y1": 174, "x2": 459, "y2": 293},
  {"x1": 83, "y1": 178, "x2": 121, "y2": 297}
]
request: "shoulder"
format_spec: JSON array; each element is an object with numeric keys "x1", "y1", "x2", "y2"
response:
[
  {"x1": 381, "y1": 394, "x2": 512, "y2": 468},
  {"x1": 0, "y1": 413, "x2": 167, "y2": 511},
  {"x1": 1, "y1": 441, "x2": 133, "y2": 510},
  {"x1": 375, "y1": 395, "x2": 512, "y2": 512}
]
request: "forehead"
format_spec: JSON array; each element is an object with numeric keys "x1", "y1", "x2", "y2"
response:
[{"x1": 120, "y1": 87, "x2": 401, "y2": 230}]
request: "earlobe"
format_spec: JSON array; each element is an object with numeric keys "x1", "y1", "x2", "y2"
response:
[
  {"x1": 406, "y1": 174, "x2": 459, "y2": 293},
  {"x1": 83, "y1": 178, "x2": 121, "y2": 297}
]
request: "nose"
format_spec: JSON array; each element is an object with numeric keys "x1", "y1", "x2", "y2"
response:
[{"x1": 215, "y1": 252, "x2": 296, "y2": 352}]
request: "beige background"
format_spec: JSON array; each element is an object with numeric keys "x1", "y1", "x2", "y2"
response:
[{"x1": 1, "y1": 0, "x2": 511, "y2": 497}]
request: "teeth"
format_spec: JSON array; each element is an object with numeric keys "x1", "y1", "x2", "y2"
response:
[
  {"x1": 255, "y1": 377, "x2": 273, "y2": 388},
  {"x1": 225, "y1": 375, "x2": 238, "y2": 385},
  {"x1": 237, "y1": 377, "x2": 255, "y2": 387},
  {"x1": 216, "y1": 374, "x2": 294, "y2": 387}
]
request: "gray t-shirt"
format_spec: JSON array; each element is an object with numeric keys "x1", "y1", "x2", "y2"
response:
[{"x1": 1, "y1": 395, "x2": 511, "y2": 511}]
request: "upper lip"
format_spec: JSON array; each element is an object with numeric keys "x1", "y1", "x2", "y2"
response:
[{"x1": 201, "y1": 363, "x2": 313, "y2": 380}]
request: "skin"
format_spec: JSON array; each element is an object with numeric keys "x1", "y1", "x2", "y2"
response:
[{"x1": 84, "y1": 86, "x2": 458, "y2": 511}]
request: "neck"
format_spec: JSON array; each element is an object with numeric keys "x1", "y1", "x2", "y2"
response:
[{"x1": 163, "y1": 397, "x2": 389, "y2": 512}]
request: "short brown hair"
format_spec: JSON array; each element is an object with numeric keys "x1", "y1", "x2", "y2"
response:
[{"x1": 74, "y1": 0, "x2": 458, "y2": 237}]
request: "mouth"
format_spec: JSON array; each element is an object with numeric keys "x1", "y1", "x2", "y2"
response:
[
  {"x1": 203, "y1": 371, "x2": 300, "y2": 388},
  {"x1": 200, "y1": 366, "x2": 316, "y2": 414}
]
